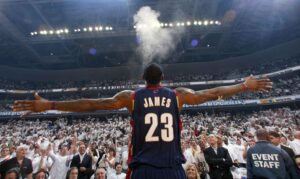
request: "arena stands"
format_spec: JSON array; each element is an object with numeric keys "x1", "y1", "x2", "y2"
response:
[{"x1": 0, "y1": 108, "x2": 299, "y2": 178}]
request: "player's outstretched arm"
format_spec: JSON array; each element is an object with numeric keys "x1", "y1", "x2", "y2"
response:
[
  {"x1": 175, "y1": 75, "x2": 272, "y2": 108},
  {"x1": 13, "y1": 90, "x2": 133, "y2": 113}
]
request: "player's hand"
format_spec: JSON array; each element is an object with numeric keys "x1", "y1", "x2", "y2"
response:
[
  {"x1": 13, "y1": 93, "x2": 52, "y2": 113},
  {"x1": 244, "y1": 75, "x2": 273, "y2": 92}
]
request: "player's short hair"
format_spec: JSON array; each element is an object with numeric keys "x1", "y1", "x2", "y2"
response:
[
  {"x1": 142, "y1": 63, "x2": 163, "y2": 85},
  {"x1": 268, "y1": 131, "x2": 280, "y2": 138}
]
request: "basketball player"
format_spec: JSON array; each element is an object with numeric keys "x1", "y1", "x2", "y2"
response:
[{"x1": 13, "y1": 63, "x2": 273, "y2": 179}]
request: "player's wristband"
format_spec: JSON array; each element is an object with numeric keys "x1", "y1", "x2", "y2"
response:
[
  {"x1": 50, "y1": 101, "x2": 55, "y2": 110},
  {"x1": 240, "y1": 83, "x2": 248, "y2": 91}
]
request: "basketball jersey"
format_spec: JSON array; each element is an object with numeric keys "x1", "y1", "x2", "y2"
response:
[{"x1": 129, "y1": 86, "x2": 185, "y2": 169}]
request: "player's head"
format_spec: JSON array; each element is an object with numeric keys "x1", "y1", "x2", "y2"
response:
[{"x1": 142, "y1": 63, "x2": 163, "y2": 85}]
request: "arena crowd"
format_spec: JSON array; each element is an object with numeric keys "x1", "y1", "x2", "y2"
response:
[
  {"x1": 0, "y1": 107, "x2": 299, "y2": 179},
  {"x1": 0, "y1": 56, "x2": 299, "y2": 90}
]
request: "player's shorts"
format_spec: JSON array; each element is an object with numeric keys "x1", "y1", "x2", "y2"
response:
[{"x1": 130, "y1": 164, "x2": 186, "y2": 179}]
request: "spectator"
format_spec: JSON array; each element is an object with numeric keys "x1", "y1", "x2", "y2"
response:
[
  {"x1": 0, "y1": 145, "x2": 33, "y2": 179},
  {"x1": 107, "y1": 163, "x2": 126, "y2": 179},
  {"x1": 99, "y1": 148, "x2": 116, "y2": 176},
  {"x1": 33, "y1": 169, "x2": 48, "y2": 179},
  {"x1": 269, "y1": 131, "x2": 295, "y2": 160},
  {"x1": 66, "y1": 167, "x2": 78, "y2": 179},
  {"x1": 290, "y1": 131, "x2": 300, "y2": 155},
  {"x1": 0, "y1": 146, "x2": 11, "y2": 164},
  {"x1": 4, "y1": 168, "x2": 19, "y2": 179},
  {"x1": 194, "y1": 140, "x2": 209, "y2": 179},
  {"x1": 32, "y1": 148, "x2": 53, "y2": 174},
  {"x1": 185, "y1": 163, "x2": 200, "y2": 179},
  {"x1": 70, "y1": 143, "x2": 93, "y2": 179},
  {"x1": 48, "y1": 144, "x2": 75, "y2": 179},
  {"x1": 93, "y1": 168, "x2": 106, "y2": 179},
  {"x1": 204, "y1": 134, "x2": 233, "y2": 179},
  {"x1": 181, "y1": 141, "x2": 195, "y2": 169},
  {"x1": 246, "y1": 129, "x2": 300, "y2": 179}
]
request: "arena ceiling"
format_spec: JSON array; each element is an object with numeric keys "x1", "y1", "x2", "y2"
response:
[{"x1": 0, "y1": 0, "x2": 299, "y2": 69}]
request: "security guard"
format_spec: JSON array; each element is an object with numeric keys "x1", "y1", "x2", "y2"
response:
[{"x1": 247, "y1": 129, "x2": 300, "y2": 179}]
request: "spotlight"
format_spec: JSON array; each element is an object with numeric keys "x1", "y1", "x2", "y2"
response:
[
  {"x1": 210, "y1": 21, "x2": 214, "y2": 25},
  {"x1": 198, "y1": 21, "x2": 202, "y2": 25},
  {"x1": 74, "y1": 29, "x2": 78, "y2": 32},
  {"x1": 44, "y1": 31, "x2": 48, "y2": 35},
  {"x1": 88, "y1": 27, "x2": 93, "y2": 31},
  {"x1": 49, "y1": 30, "x2": 54, "y2": 34},
  {"x1": 181, "y1": 22, "x2": 185, "y2": 26},
  {"x1": 176, "y1": 22, "x2": 180, "y2": 26},
  {"x1": 99, "y1": 27, "x2": 103, "y2": 31},
  {"x1": 215, "y1": 21, "x2": 219, "y2": 25},
  {"x1": 193, "y1": 21, "x2": 198, "y2": 25},
  {"x1": 133, "y1": 25, "x2": 136, "y2": 29},
  {"x1": 34, "y1": 32, "x2": 38, "y2": 35},
  {"x1": 186, "y1": 21, "x2": 191, "y2": 26},
  {"x1": 105, "y1": 26, "x2": 109, "y2": 31},
  {"x1": 169, "y1": 23, "x2": 173, "y2": 27},
  {"x1": 89, "y1": 48, "x2": 97, "y2": 56},
  {"x1": 95, "y1": 27, "x2": 99, "y2": 31},
  {"x1": 204, "y1": 20, "x2": 208, "y2": 26},
  {"x1": 39, "y1": 31, "x2": 44, "y2": 35},
  {"x1": 191, "y1": 39, "x2": 199, "y2": 47},
  {"x1": 164, "y1": 23, "x2": 168, "y2": 27},
  {"x1": 77, "y1": 29, "x2": 81, "y2": 32},
  {"x1": 160, "y1": 23, "x2": 164, "y2": 27},
  {"x1": 109, "y1": 27, "x2": 113, "y2": 30},
  {"x1": 30, "y1": 32, "x2": 34, "y2": 36},
  {"x1": 60, "y1": 29, "x2": 64, "y2": 33},
  {"x1": 56, "y1": 30, "x2": 60, "y2": 34},
  {"x1": 64, "y1": 29, "x2": 69, "y2": 33},
  {"x1": 83, "y1": 28, "x2": 87, "y2": 32}
]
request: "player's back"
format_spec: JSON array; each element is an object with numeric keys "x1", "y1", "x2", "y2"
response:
[{"x1": 129, "y1": 86, "x2": 185, "y2": 169}]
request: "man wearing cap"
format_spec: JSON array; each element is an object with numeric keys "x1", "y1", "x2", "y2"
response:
[{"x1": 0, "y1": 145, "x2": 33, "y2": 179}]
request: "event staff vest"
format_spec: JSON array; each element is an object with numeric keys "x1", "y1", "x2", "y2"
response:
[{"x1": 129, "y1": 86, "x2": 185, "y2": 169}]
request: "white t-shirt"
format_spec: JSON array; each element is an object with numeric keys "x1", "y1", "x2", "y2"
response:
[
  {"x1": 108, "y1": 172, "x2": 126, "y2": 179},
  {"x1": 290, "y1": 139, "x2": 300, "y2": 155}
]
